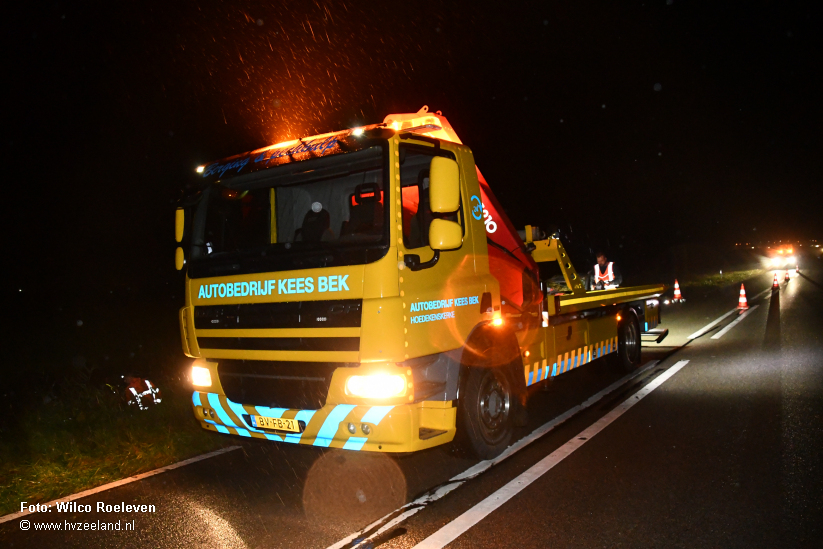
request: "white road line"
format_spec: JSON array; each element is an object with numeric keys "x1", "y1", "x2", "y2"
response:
[
  {"x1": 412, "y1": 360, "x2": 690, "y2": 549},
  {"x1": 0, "y1": 446, "x2": 241, "y2": 524},
  {"x1": 327, "y1": 360, "x2": 660, "y2": 549},
  {"x1": 687, "y1": 287, "x2": 770, "y2": 340},
  {"x1": 687, "y1": 309, "x2": 738, "y2": 339},
  {"x1": 752, "y1": 288, "x2": 771, "y2": 301},
  {"x1": 710, "y1": 305, "x2": 760, "y2": 339}
]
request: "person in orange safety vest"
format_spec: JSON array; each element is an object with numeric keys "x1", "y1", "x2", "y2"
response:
[{"x1": 588, "y1": 250, "x2": 623, "y2": 290}]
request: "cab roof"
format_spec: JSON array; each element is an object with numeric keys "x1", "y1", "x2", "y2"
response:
[{"x1": 197, "y1": 106, "x2": 462, "y2": 181}]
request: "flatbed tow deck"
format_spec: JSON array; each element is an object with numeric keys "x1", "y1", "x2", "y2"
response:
[
  {"x1": 175, "y1": 106, "x2": 667, "y2": 458},
  {"x1": 522, "y1": 232, "x2": 667, "y2": 385}
]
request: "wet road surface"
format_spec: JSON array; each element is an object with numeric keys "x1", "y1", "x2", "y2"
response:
[{"x1": 3, "y1": 263, "x2": 822, "y2": 548}]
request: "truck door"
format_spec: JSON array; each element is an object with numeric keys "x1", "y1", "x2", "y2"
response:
[{"x1": 398, "y1": 143, "x2": 483, "y2": 360}]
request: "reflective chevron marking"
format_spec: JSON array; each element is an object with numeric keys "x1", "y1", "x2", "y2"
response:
[
  {"x1": 524, "y1": 337, "x2": 620, "y2": 386},
  {"x1": 192, "y1": 393, "x2": 394, "y2": 451},
  {"x1": 313, "y1": 404, "x2": 357, "y2": 447}
]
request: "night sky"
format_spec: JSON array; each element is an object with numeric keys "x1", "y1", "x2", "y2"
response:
[{"x1": 5, "y1": 0, "x2": 821, "y2": 296}]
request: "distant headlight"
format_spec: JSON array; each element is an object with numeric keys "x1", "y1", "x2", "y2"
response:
[
  {"x1": 787, "y1": 256, "x2": 795, "y2": 263},
  {"x1": 191, "y1": 365, "x2": 212, "y2": 387},
  {"x1": 771, "y1": 257, "x2": 782, "y2": 267},
  {"x1": 345, "y1": 373, "x2": 407, "y2": 399}
]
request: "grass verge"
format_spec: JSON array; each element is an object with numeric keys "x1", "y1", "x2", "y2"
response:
[
  {"x1": 679, "y1": 268, "x2": 766, "y2": 289},
  {"x1": 0, "y1": 382, "x2": 231, "y2": 516}
]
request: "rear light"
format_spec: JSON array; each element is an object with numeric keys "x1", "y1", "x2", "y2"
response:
[{"x1": 191, "y1": 365, "x2": 212, "y2": 387}]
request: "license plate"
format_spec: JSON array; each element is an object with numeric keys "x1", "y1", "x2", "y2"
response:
[{"x1": 253, "y1": 415, "x2": 300, "y2": 433}]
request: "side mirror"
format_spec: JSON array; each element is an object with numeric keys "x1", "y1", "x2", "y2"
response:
[
  {"x1": 175, "y1": 208, "x2": 185, "y2": 242},
  {"x1": 404, "y1": 219, "x2": 462, "y2": 271},
  {"x1": 429, "y1": 219, "x2": 462, "y2": 251},
  {"x1": 429, "y1": 157, "x2": 460, "y2": 213},
  {"x1": 175, "y1": 247, "x2": 186, "y2": 271}
]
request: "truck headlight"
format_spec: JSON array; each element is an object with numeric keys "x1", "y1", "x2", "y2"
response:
[
  {"x1": 771, "y1": 257, "x2": 782, "y2": 267},
  {"x1": 191, "y1": 365, "x2": 212, "y2": 387},
  {"x1": 345, "y1": 373, "x2": 406, "y2": 399}
]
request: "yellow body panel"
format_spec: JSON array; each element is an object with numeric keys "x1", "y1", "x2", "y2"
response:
[
  {"x1": 195, "y1": 327, "x2": 361, "y2": 338},
  {"x1": 199, "y1": 349, "x2": 362, "y2": 362}
]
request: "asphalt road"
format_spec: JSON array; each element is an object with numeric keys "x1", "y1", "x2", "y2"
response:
[{"x1": 3, "y1": 260, "x2": 822, "y2": 548}]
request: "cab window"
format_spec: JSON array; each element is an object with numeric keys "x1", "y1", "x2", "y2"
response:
[{"x1": 399, "y1": 145, "x2": 461, "y2": 250}]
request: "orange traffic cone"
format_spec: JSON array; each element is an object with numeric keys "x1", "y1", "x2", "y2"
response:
[
  {"x1": 737, "y1": 284, "x2": 748, "y2": 311},
  {"x1": 785, "y1": 270, "x2": 790, "y2": 282},
  {"x1": 772, "y1": 272, "x2": 779, "y2": 290},
  {"x1": 672, "y1": 279, "x2": 684, "y2": 302}
]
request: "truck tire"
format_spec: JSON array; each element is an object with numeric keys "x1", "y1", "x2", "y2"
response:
[
  {"x1": 614, "y1": 309, "x2": 642, "y2": 372},
  {"x1": 456, "y1": 364, "x2": 515, "y2": 460}
]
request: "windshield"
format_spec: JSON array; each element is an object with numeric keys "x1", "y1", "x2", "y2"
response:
[{"x1": 188, "y1": 145, "x2": 389, "y2": 278}]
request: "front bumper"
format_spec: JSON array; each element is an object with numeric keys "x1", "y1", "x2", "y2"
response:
[{"x1": 192, "y1": 392, "x2": 455, "y2": 452}]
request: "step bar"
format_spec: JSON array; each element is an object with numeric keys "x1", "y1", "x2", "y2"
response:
[{"x1": 641, "y1": 328, "x2": 669, "y2": 343}]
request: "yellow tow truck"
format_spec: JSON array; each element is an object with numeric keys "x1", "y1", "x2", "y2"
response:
[{"x1": 176, "y1": 107, "x2": 666, "y2": 458}]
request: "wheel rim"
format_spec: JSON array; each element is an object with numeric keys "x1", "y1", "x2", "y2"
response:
[
  {"x1": 623, "y1": 319, "x2": 639, "y2": 363},
  {"x1": 476, "y1": 370, "x2": 511, "y2": 443}
]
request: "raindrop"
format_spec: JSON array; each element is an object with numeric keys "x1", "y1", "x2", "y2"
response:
[
  {"x1": 272, "y1": 98, "x2": 282, "y2": 108},
  {"x1": 601, "y1": 104, "x2": 606, "y2": 109},
  {"x1": 76, "y1": 320, "x2": 83, "y2": 326},
  {"x1": 543, "y1": 20, "x2": 549, "y2": 26},
  {"x1": 667, "y1": 0, "x2": 674, "y2": 5},
  {"x1": 658, "y1": 152, "x2": 662, "y2": 156},
  {"x1": 653, "y1": 83, "x2": 662, "y2": 92},
  {"x1": 559, "y1": 119, "x2": 564, "y2": 123},
  {"x1": 256, "y1": 19, "x2": 264, "y2": 26}
]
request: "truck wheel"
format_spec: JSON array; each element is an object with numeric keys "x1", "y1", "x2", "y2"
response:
[
  {"x1": 614, "y1": 309, "x2": 642, "y2": 372},
  {"x1": 456, "y1": 365, "x2": 514, "y2": 459}
]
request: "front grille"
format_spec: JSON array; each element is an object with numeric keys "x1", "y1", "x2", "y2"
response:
[
  {"x1": 218, "y1": 359, "x2": 352, "y2": 409},
  {"x1": 197, "y1": 337, "x2": 359, "y2": 352},
  {"x1": 194, "y1": 300, "x2": 362, "y2": 330}
]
